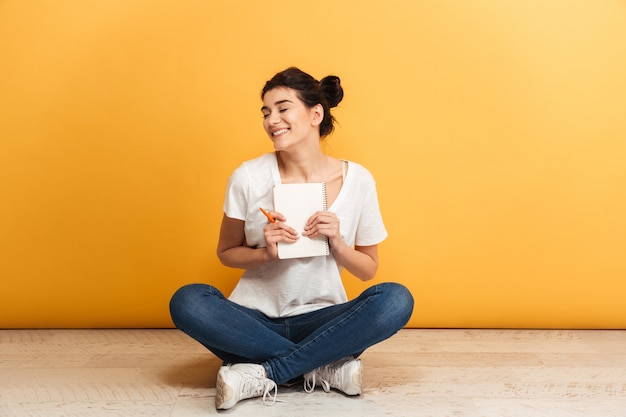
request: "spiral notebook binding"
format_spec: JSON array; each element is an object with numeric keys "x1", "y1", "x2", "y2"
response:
[{"x1": 321, "y1": 182, "x2": 330, "y2": 255}]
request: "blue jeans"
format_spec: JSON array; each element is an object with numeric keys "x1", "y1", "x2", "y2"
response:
[{"x1": 169, "y1": 282, "x2": 413, "y2": 385}]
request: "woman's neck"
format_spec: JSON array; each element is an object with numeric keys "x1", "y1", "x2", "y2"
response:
[{"x1": 276, "y1": 150, "x2": 334, "y2": 183}]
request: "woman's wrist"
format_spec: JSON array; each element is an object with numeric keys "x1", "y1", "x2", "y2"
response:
[
  {"x1": 330, "y1": 238, "x2": 349, "y2": 257},
  {"x1": 262, "y1": 246, "x2": 278, "y2": 264}
]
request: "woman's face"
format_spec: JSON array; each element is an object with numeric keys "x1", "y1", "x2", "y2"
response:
[{"x1": 261, "y1": 87, "x2": 323, "y2": 151}]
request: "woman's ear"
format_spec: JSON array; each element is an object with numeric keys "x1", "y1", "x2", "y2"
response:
[{"x1": 311, "y1": 103, "x2": 324, "y2": 127}]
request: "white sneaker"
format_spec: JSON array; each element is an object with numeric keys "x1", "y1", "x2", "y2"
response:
[
  {"x1": 215, "y1": 363, "x2": 277, "y2": 410},
  {"x1": 304, "y1": 357, "x2": 362, "y2": 396}
]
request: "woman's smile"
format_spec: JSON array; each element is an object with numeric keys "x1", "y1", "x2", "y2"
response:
[{"x1": 271, "y1": 128, "x2": 290, "y2": 137}]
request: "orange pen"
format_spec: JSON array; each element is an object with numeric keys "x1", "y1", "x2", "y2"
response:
[{"x1": 260, "y1": 207, "x2": 276, "y2": 223}]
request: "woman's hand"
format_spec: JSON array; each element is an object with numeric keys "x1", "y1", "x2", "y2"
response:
[
  {"x1": 263, "y1": 211, "x2": 299, "y2": 260},
  {"x1": 303, "y1": 211, "x2": 342, "y2": 248},
  {"x1": 304, "y1": 211, "x2": 379, "y2": 281}
]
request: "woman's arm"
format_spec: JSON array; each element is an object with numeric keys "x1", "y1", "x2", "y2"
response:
[
  {"x1": 304, "y1": 211, "x2": 379, "y2": 281},
  {"x1": 216, "y1": 214, "x2": 270, "y2": 269},
  {"x1": 332, "y1": 242, "x2": 379, "y2": 282},
  {"x1": 216, "y1": 212, "x2": 299, "y2": 269}
]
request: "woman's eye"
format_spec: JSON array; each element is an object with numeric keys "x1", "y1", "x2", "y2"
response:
[{"x1": 262, "y1": 108, "x2": 288, "y2": 119}]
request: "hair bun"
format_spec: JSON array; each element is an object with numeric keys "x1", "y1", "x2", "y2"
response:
[{"x1": 320, "y1": 75, "x2": 344, "y2": 108}]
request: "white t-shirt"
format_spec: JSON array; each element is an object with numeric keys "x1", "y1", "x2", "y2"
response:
[{"x1": 223, "y1": 152, "x2": 387, "y2": 318}]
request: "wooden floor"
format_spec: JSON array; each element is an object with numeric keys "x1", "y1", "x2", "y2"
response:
[{"x1": 1, "y1": 329, "x2": 625, "y2": 416}]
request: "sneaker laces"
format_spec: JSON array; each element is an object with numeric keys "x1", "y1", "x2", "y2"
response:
[
  {"x1": 238, "y1": 366, "x2": 278, "y2": 405},
  {"x1": 304, "y1": 357, "x2": 352, "y2": 393},
  {"x1": 304, "y1": 372, "x2": 316, "y2": 393},
  {"x1": 260, "y1": 380, "x2": 278, "y2": 406}
]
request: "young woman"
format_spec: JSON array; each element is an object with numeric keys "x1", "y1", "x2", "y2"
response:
[{"x1": 169, "y1": 67, "x2": 414, "y2": 410}]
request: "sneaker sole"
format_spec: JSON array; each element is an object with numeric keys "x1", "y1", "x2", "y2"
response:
[{"x1": 215, "y1": 369, "x2": 234, "y2": 409}]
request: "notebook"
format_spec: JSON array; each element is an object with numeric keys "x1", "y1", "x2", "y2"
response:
[{"x1": 273, "y1": 182, "x2": 331, "y2": 259}]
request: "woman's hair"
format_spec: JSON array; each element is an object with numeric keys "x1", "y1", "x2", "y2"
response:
[{"x1": 261, "y1": 67, "x2": 344, "y2": 138}]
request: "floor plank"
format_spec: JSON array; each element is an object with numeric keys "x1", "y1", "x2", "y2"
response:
[{"x1": 1, "y1": 329, "x2": 625, "y2": 416}]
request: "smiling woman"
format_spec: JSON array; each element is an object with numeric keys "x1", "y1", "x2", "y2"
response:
[
  {"x1": 169, "y1": 67, "x2": 414, "y2": 410},
  {"x1": 262, "y1": 68, "x2": 343, "y2": 139},
  {"x1": 261, "y1": 87, "x2": 323, "y2": 153}
]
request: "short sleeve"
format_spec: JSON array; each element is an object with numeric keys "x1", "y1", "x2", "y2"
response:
[
  {"x1": 223, "y1": 164, "x2": 248, "y2": 220},
  {"x1": 354, "y1": 177, "x2": 388, "y2": 247}
]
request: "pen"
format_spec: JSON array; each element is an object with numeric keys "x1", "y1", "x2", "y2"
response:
[{"x1": 260, "y1": 207, "x2": 276, "y2": 223}]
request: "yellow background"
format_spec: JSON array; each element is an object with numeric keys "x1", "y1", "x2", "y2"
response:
[{"x1": 1, "y1": 1, "x2": 625, "y2": 328}]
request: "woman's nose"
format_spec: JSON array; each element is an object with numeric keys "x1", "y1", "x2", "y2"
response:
[{"x1": 268, "y1": 112, "x2": 281, "y2": 124}]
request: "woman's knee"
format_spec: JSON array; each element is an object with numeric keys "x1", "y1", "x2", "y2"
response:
[
  {"x1": 377, "y1": 282, "x2": 414, "y2": 327},
  {"x1": 169, "y1": 283, "x2": 220, "y2": 325},
  {"x1": 170, "y1": 284, "x2": 198, "y2": 310},
  {"x1": 384, "y1": 282, "x2": 413, "y2": 305}
]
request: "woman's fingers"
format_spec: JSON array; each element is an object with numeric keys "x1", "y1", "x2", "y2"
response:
[{"x1": 304, "y1": 212, "x2": 340, "y2": 239}]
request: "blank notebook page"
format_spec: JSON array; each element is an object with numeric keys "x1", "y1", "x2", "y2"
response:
[{"x1": 273, "y1": 182, "x2": 330, "y2": 259}]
